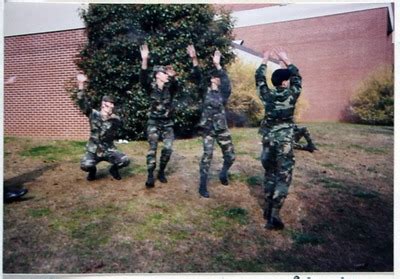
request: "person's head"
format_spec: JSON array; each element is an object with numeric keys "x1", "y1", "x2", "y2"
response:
[
  {"x1": 209, "y1": 70, "x2": 221, "y2": 88},
  {"x1": 271, "y1": 69, "x2": 291, "y2": 88},
  {"x1": 153, "y1": 65, "x2": 170, "y2": 83},
  {"x1": 101, "y1": 95, "x2": 115, "y2": 117}
]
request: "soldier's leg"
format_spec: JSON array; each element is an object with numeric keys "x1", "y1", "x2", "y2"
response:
[
  {"x1": 301, "y1": 127, "x2": 318, "y2": 152},
  {"x1": 216, "y1": 129, "x2": 236, "y2": 185},
  {"x1": 261, "y1": 134, "x2": 278, "y2": 223},
  {"x1": 199, "y1": 134, "x2": 215, "y2": 198},
  {"x1": 80, "y1": 152, "x2": 99, "y2": 181},
  {"x1": 266, "y1": 131, "x2": 295, "y2": 230},
  {"x1": 106, "y1": 150, "x2": 131, "y2": 180},
  {"x1": 158, "y1": 126, "x2": 174, "y2": 183},
  {"x1": 146, "y1": 125, "x2": 159, "y2": 188}
]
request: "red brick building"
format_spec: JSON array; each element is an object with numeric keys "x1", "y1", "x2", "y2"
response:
[{"x1": 3, "y1": 3, "x2": 394, "y2": 139}]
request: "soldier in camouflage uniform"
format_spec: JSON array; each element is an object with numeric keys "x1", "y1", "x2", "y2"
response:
[
  {"x1": 293, "y1": 124, "x2": 318, "y2": 152},
  {"x1": 255, "y1": 48, "x2": 302, "y2": 230},
  {"x1": 76, "y1": 74, "x2": 130, "y2": 181},
  {"x1": 140, "y1": 44, "x2": 179, "y2": 188},
  {"x1": 187, "y1": 45, "x2": 235, "y2": 198}
]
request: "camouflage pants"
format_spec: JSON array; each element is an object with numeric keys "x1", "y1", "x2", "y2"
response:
[
  {"x1": 80, "y1": 149, "x2": 130, "y2": 171},
  {"x1": 293, "y1": 125, "x2": 314, "y2": 149},
  {"x1": 146, "y1": 123, "x2": 174, "y2": 173},
  {"x1": 200, "y1": 129, "x2": 235, "y2": 177},
  {"x1": 261, "y1": 126, "x2": 295, "y2": 209}
]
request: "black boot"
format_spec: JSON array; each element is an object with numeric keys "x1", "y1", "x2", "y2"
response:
[
  {"x1": 145, "y1": 171, "x2": 155, "y2": 188},
  {"x1": 157, "y1": 168, "x2": 168, "y2": 183},
  {"x1": 265, "y1": 207, "x2": 284, "y2": 230},
  {"x1": 109, "y1": 165, "x2": 121, "y2": 180},
  {"x1": 87, "y1": 167, "x2": 97, "y2": 181},
  {"x1": 219, "y1": 167, "x2": 229, "y2": 186},
  {"x1": 304, "y1": 143, "x2": 318, "y2": 153},
  {"x1": 219, "y1": 160, "x2": 233, "y2": 185},
  {"x1": 199, "y1": 174, "x2": 209, "y2": 198}
]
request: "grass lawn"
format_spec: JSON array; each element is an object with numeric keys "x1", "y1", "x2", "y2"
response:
[{"x1": 3, "y1": 123, "x2": 393, "y2": 273}]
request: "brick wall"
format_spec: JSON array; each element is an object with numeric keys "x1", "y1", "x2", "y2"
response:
[
  {"x1": 4, "y1": 8, "x2": 394, "y2": 140},
  {"x1": 233, "y1": 8, "x2": 394, "y2": 121},
  {"x1": 4, "y1": 29, "x2": 90, "y2": 139}
]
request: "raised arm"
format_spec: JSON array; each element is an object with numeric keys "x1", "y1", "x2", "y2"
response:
[
  {"x1": 213, "y1": 50, "x2": 231, "y2": 105},
  {"x1": 75, "y1": 74, "x2": 92, "y2": 117},
  {"x1": 139, "y1": 44, "x2": 152, "y2": 92},
  {"x1": 187, "y1": 44, "x2": 202, "y2": 86},
  {"x1": 255, "y1": 50, "x2": 271, "y2": 103},
  {"x1": 275, "y1": 48, "x2": 302, "y2": 98}
]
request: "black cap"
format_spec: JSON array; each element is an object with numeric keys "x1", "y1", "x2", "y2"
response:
[
  {"x1": 102, "y1": 95, "x2": 115, "y2": 103},
  {"x1": 271, "y1": 69, "x2": 291, "y2": 87}
]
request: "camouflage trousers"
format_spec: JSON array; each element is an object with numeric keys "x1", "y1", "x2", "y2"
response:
[
  {"x1": 200, "y1": 128, "x2": 235, "y2": 177},
  {"x1": 293, "y1": 125, "x2": 314, "y2": 149},
  {"x1": 261, "y1": 126, "x2": 295, "y2": 210},
  {"x1": 80, "y1": 149, "x2": 130, "y2": 171},
  {"x1": 146, "y1": 122, "x2": 174, "y2": 173}
]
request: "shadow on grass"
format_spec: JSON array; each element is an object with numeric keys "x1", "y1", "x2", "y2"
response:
[{"x1": 4, "y1": 164, "x2": 59, "y2": 189}]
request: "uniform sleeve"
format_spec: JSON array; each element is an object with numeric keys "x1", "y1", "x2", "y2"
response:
[
  {"x1": 140, "y1": 68, "x2": 152, "y2": 93},
  {"x1": 287, "y1": 64, "x2": 302, "y2": 99},
  {"x1": 218, "y1": 69, "x2": 232, "y2": 106},
  {"x1": 168, "y1": 76, "x2": 179, "y2": 99},
  {"x1": 255, "y1": 63, "x2": 270, "y2": 104},
  {"x1": 76, "y1": 89, "x2": 93, "y2": 117},
  {"x1": 189, "y1": 66, "x2": 203, "y2": 86}
]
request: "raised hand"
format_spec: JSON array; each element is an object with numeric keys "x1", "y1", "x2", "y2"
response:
[
  {"x1": 213, "y1": 49, "x2": 222, "y2": 69},
  {"x1": 187, "y1": 45, "x2": 197, "y2": 58},
  {"x1": 140, "y1": 44, "x2": 150, "y2": 61},
  {"x1": 77, "y1": 73, "x2": 88, "y2": 90},
  {"x1": 274, "y1": 47, "x2": 290, "y2": 65},
  {"x1": 262, "y1": 50, "x2": 270, "y2": 64}
]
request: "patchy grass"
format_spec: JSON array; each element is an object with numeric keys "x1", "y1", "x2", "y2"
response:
[{"x1": 3, "y1": 123, "x2": 393, "y2": 273}]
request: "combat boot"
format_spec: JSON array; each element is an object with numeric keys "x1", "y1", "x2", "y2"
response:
[
  {"x1": 265, "y1": 208, "x2": 284, "y2": 230},
  {"x1": 87, "y1": 167, "x2": 97, "y2": 181},
  {"x1": 109, "y1": 165, "x2": 121, "y2": 180},
  {"x1": 219, "y1": 166, "x2": 229, "y2": 186},
  {"x1": 199, "y1": 174, "x2": 209, "y2": 198},
  {"x1": 219, "y1": 160, "x2": 232, "y2": 185},
  {"x1": 145, "y1": 171, "x2": 155, "y2": 188},
  {"x1": 157, "y1": 166, "x2": 168, "y2": 183},
  {"x1": 304, "y1": 143, "x2": 318, "y2": 153}
]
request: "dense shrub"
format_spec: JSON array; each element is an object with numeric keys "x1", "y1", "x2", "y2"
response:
[
  {"x1": 349, "y1": 66, "x2": 394, "y2": 125},
  {"x1": 72, "y1": 4, "x2": 235, "y2": 139}
]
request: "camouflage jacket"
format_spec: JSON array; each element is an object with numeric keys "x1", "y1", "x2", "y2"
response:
[
  {"x1": 140, "y1": 68, "x2": 179, "y2": 126},
  {"x1": 255, "y1": 63, "x2": 302, "y2": 133},
  {"x1": 77, "y1": 90, "x2": 122, "y2": 155},
  {"x1": 191, "y1": 66, "x2": 232, "y2": 132}
]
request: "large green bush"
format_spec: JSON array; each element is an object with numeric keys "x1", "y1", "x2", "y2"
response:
[
  {"x1": 349, "y1": 66, "x2": 394, "y2": 125},
  {"x1": 73, "y1": 4, "x2": 235, "y2": 139}
]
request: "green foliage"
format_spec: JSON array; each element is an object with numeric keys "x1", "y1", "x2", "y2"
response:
[
  {"x1": 74, "y1": 4, "x2": 235, "y2": 139},
  {"x1": 349, "y1": 66, "x2": 394, "y2": 125},
  {"x1": 226, "y1": 61, "x2": 263, "y2": 126},
  {"x1": 20, "y1": 141, "x2": 86, "y2": 162}
]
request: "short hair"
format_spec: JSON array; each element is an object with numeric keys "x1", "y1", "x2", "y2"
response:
[
  {"x1": 102, "y1": 95, "x2": 115, "y2": 103},
  {"x1": 271, "y1": 69, "x2": 291, "y2": 87}
]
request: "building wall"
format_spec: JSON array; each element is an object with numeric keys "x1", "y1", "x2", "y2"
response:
[
  {"x1": 4, "y1": 29, "x2": 89, "y2": 139},
  {"x1": 233, "y1": 8, "x2": 394, "y2": 121},
  {"x1": 4, "y1": 7, "x2": 394, "y2": 140}
]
